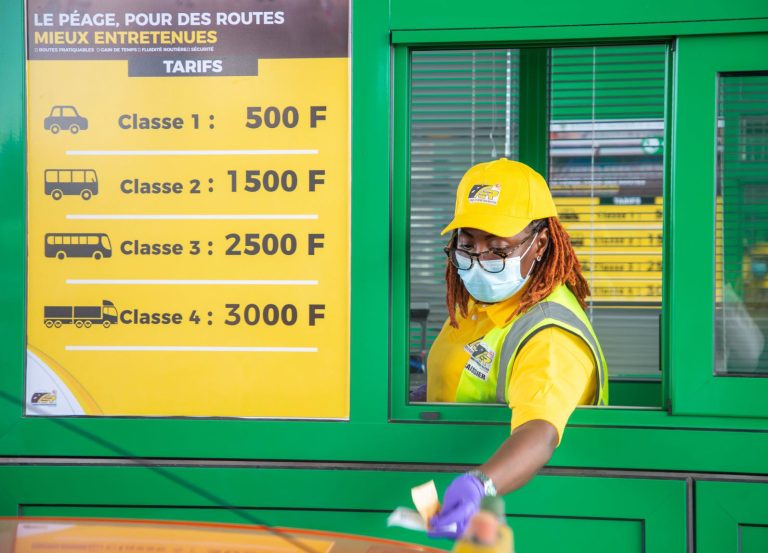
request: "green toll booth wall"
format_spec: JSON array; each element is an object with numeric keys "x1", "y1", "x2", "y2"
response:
[{"x1": 2, "y1": 2, "x2": 768, "y2": 553}]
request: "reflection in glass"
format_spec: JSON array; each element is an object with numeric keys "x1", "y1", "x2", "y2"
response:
[
  {"x1": 548, "y1": 45, "x2": 666, "y2": 383},
  {"x1": 715, "y1": 73, "x2": 768, "y2": 375}
]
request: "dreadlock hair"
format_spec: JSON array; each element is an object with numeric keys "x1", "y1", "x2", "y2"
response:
[{"x1": 445, "y1": 216, "x2": 591, "y2": 328}]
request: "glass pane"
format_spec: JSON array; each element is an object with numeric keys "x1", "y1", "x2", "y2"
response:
[
  {"x1": 407, "y1": 44, "x2": 667, "y2": 406},
  {"x1": 549, "y1": 44, "x2": 666, "y2": 380},
  {"x1": 715, "y1": 72, "x2": 768, "y2": 375},
  {"x1": 408, "y1": 49, "x2": 520, "y2": 400}
]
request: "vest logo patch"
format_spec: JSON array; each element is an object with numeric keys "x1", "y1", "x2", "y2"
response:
[
  {"x1": 463, "y1": 340, "x2": 495, "y2": 381},
  {"x1": 468, "y1": 184, "x2": 501, "y2": 205}
]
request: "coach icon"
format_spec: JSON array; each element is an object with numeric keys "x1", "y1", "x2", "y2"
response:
[{"x1": 45, "y1": 233, "x2": 112, "y2": 260}]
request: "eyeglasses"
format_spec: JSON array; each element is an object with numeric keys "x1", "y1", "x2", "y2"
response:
[{"x1": 444, "y1": 233, "x2": 537, "y2": 274}]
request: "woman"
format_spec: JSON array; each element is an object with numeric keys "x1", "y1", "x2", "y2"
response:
[{"x1": 426, "y1": 158, "x2": 608, "y2": 539}]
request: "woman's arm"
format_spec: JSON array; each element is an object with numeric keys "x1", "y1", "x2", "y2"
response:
[
  {"x1": 428, "y1": 330, "x2": 594, "y2": 539},
  {"x1": 479, "y1": 419, "x2": 558, "y2": 495},
  {"x1": 427, "y1": 420, "x2": 558, "y2": 538}
]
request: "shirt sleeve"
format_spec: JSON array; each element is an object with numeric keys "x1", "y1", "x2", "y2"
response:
[{"x1": 506, "y1": 326, "x2": 597, "y2": 444}]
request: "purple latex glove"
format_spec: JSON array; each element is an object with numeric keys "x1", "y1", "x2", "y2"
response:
[{"x1": 427, "y1": 473, "x2": 485, "y2": 539}]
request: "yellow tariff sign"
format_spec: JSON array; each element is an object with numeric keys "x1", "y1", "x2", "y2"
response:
[
  {"x1": 588, "y1": 280, "x2": 663, "y2": 303},
  {"x1": 567, "y1": 229, "x2": 663, "y2": 251},
  {"x1": 579, "y1": 255, "x2": 662, "y2": 277},
  {"x1": 554, "y1": 197, "x2": 664, "y2": 303},
  {"x1": 25, "y1": 1, "x2": 351, "y2": 418},
  {"x1": 556, "y1": 203, "x2": 663, "y2": 225}
]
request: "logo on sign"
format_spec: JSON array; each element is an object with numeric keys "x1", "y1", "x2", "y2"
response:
[
  {"x1": 31, "y1": 391, "x2": 57, "y2": 406},
  {"x1": 468, "y1": 184, "x2": 501, "y2": 205}
]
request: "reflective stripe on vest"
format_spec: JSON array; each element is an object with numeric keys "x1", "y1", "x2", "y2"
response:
[{"x1": 494, "y1": 301, "x2": 607, "y2": 406}]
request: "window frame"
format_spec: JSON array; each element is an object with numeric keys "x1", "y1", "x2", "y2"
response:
[
  {"x1": 670, "y1": 33, "x2": 768, "y2": 418},
  {"x1": 391, "y1": 37, "x2": 673, "y2": 423}
]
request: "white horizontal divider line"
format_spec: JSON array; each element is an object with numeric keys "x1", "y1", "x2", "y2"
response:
[
  {"x1": 66, "y1": 346, "x2": 318, "y2": 352},
  {"x1": 66, "y1": 279, "x2": 319, "y2": 285},
  {"x1": 66, "y1": 149, "x2": 319, "y2": 156},
  {"x1": 66, "y1": 214, "x2": 319, "y2": 221}
]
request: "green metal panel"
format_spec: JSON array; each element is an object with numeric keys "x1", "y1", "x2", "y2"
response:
[
  {"x1": 2, "y1": 412, "x2": 768, "y2": 474},
  {"x1": 391, "y1": 21, "x2": 768, "y2": 47},
  {"x1": 670, "y1": 33, "x2": 768, "y2": 417},
  {"x1": 661, "y1": 39, "x2": 674, "y2": 412},
  {"x1": 390, "y1": 1, "x2": 768, "y2": 32},
  {"x1": 740, "y1": 526, "x2": 768, "y2": 552},
  {"x1": 606, "y1": 380, "x2": 660, "y2": 407},
  {"x1": 518, "y1": 48, "x2": 548, "y2": 176},
  {"x1": 348, "y1": 0, "x2": 392, "y2": 425},
  {"x1": 392, "y1": 45, "x2": 412, "y2": 412},
  {"x1": 697, "y1": 481, "x2": 768, "y2": 553},
  {"x1": 0, "y1": 0, "x2": 26, "y2": 450},
  {"x1": 0, "y1": 466, "x2": 686, "y2": 553}
]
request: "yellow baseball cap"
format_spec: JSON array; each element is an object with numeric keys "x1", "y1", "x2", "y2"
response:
[{"x1": 441, "y1": 158, "x2": 558, "y2": 237}]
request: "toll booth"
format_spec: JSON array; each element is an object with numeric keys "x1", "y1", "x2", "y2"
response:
[{"x1": 1, "y1": 2, "x2": 768, "y2": 552}]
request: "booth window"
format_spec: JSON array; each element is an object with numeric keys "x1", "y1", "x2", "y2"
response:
[
  {"x1": 408, "y1": 44, "x2": 667, "y2": 406},
  {"x1": 409, "y1": 49, "x2": 520, "y2": 375},
  {"x1": 715, "y1": 72, "x2": 768, "y2": 375}
]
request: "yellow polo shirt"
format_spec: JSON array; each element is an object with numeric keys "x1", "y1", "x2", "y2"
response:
[{"x1": 426, "y1": 291, "x2": 597, "y2": 443}]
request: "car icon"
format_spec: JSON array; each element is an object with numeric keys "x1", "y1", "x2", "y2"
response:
[{"x1": 44, "y1": 106, "x2": 89, "y2": 134}]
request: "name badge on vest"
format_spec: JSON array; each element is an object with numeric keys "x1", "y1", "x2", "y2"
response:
[{"x1": 463, "y1": 339, "x2": 495, "y2": 381}]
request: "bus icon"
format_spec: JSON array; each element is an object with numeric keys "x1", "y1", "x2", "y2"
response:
[
  {"x1": 45, "y1": 169, "x2": 98, "y2": 200},
  {"x1": 45, "y1": 233, "x2": 112, "y2": 260},
  {"x1": 44, "y1": 105, "x2": 88, "y2": 134}
]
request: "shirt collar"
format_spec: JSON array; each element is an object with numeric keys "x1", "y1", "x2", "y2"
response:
[{"x1": 475, "y1": 285, "x2": 527, "y2": 327}]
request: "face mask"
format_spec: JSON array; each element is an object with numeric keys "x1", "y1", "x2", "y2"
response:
[
  {"x1": 752, "y1": 260, "x2": 768, "y2": 280},
  {"x1": 458, "y1": 233, "x2": 538, "y2": 303}
]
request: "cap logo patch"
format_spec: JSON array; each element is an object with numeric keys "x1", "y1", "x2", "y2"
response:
[{"x1": 468, "y1": 184, "x2": 501, "y2": 205}]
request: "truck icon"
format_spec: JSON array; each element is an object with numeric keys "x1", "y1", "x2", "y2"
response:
[
  {"x1": 44, "y1": 105, "x2": 88, "y2": 134},
  {"x1": 45, "y1": 169, "x2": 98, "y2": 200},
  {"x1": 44, "y1": 300, "x2": 118, "y2": 328}
]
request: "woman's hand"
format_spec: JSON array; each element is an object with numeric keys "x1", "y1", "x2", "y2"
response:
[
  {"x1": 427, "y1": 473, "x2": 485, "y2": 539},
  {"x1": 427, "y1": 420, "x2": 558, "y2": 540}
]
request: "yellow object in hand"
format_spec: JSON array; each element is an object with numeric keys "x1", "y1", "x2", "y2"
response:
[
  {"x1": 453, "y1": 497, "x2": 514, "y2": 553},
  {"x1": 411, "y1": 480, "x2": 441, "y2": 526}
]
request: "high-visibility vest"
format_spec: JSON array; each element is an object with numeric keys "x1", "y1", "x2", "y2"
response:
[{"x1": 454, "y1": 284, "x2": 609, "y2": 406}]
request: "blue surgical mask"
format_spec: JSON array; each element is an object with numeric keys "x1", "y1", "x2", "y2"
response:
[
  {"x1": 752, "y1": 260, "x2": 768, "y2": 279},
  {"x1": 458, "y1": 233, "x2": 538, "y2": 303}
]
